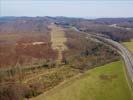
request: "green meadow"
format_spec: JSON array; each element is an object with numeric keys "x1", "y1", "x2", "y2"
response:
[
  {"x1": 123, "y1": 39, "x2": 133, "y2": 52},
  {"x1": 33, "y1": 61, "x2": 132, "y2": 100}
]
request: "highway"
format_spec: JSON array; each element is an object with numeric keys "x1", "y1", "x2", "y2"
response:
[
  {"x1": 73, "y1": 27, "x2": 133, "y2": 84},
  {"x1": 91, "y1": 35, "x2": 133, "y2": 83}
]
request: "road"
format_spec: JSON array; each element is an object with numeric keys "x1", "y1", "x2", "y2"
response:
[
  {"x1": 92, "y1": 35, "x2": 133, "y2": 83},
  {"x1": 30, "y1": 27, "x2": 133, "y2": 100},
  {"x1": 73, "y1": 27, "x2": 133, "y2": 83}
]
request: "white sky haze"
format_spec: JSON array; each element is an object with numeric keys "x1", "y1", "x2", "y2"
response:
[{"x1": 0, "y1": 0, "x2": 133, "y2": 18}]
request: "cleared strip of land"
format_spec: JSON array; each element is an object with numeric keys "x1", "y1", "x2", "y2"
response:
[{"x1": 49, "y1": 24, "x2": 68, "y2": 63}]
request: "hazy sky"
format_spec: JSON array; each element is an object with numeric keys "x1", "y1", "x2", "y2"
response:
[{"x1": 0, "y1": 0, "x2": 133, "y2": 18}]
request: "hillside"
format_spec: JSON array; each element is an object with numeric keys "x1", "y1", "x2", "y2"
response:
[{"x1": 32, "y1": 61, "x2": 132, "y2": 100}]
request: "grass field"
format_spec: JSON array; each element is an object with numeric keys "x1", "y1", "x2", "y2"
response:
[
  {"x1": 49, "y1": 24, "x2": 68, "y2": 63},
  {"x1": 32, "y1": 61, "x2": 132, "y2": 100},
  {"x1": 123, "y1": 39, "x2": 133, "y2": 52}
]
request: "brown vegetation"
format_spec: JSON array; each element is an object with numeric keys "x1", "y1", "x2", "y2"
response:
[
  {"x1": 0, "y1": 17, "x2": 124, "y2": 100},
  {"x1": 63, "y1": 29, "x2": 119, "y2": 71}
]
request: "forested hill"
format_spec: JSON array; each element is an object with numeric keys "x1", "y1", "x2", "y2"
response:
[{"x1": 0, "y1": 17, "x2": 133, "y2": 41}]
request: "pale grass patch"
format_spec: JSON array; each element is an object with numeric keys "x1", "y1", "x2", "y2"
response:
[
  {"x1": 122, "y1": 39, "x2": 133, "y2": 52},
  {"x1": 49, "y1": 24, "x2": 68, "y2": 62}
]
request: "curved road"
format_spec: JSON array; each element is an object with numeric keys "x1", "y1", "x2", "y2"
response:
[
  {"x1": 92, "y1": 35, "x2": 133, "y2": 83},
  {"x1": 74, "y1": 27, "x2": 133, "y2": 84},
  {"x1": 30, "y1": 26, "x2": 133, "y2": 100}
]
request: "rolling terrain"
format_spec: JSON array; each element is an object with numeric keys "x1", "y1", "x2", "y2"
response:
[{"x1": 0, "y1": 17, "x2": 133, "y2": 100}]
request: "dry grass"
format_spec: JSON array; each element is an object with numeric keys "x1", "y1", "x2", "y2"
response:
[
  {"x1": 49, "y1": 24, "x2": 68, "y2": 63},
  {"x1": 122, "y1": 39, "x2": 133, "y2": 52}
]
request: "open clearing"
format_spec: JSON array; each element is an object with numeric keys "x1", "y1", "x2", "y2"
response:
[
  {"x1": 123, "y1": 39, "x2": 133, "y2": 52},
  {"x1": 49, "y1": 24, "x2": 68, "y2": 63},
  {"x1": 31, "y1": 61, "x2": 132, "y2": 100}
]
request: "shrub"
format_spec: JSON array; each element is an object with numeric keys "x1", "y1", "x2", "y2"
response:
[{"x1": 0, "y1": 84, "x2": 24, "y2": 100}]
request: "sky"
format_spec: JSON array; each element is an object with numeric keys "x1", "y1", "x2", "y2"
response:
[{"x1": 0, "y1": 0, "x2": 133, "y2": 18}]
